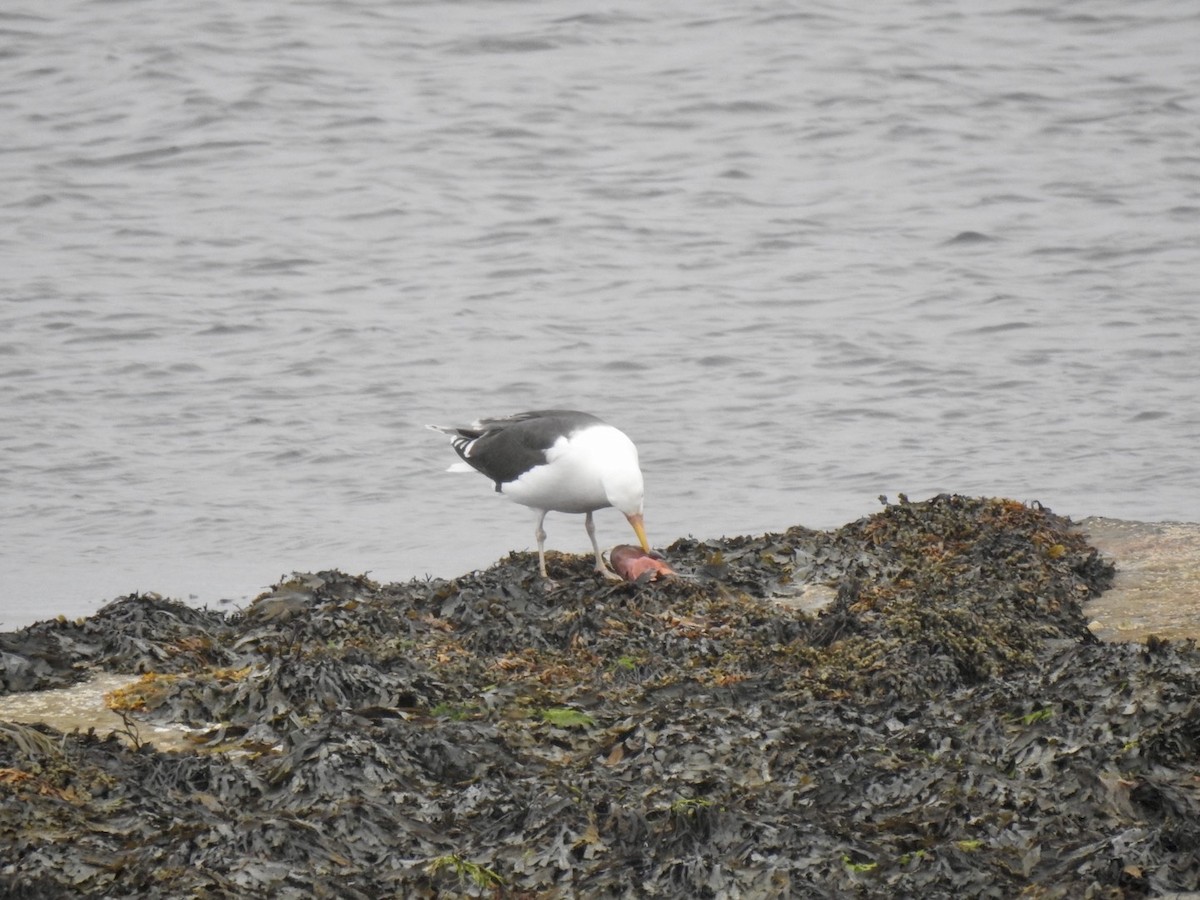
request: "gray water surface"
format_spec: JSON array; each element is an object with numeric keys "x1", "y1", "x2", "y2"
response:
[{"x1": 2, "y1": 1, "x2": 1198, "y2": 628}]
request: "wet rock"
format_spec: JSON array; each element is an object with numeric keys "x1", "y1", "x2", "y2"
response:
[
  {"x1": 1081, "y1": 517, "x2": 1200, "y2": 641},
  {"x1": 1, "y1": 495, "x2": 1198, "y2": 898}
]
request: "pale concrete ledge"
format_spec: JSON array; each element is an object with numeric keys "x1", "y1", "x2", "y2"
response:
[{"x1": 1080, "y1": 517, "x2": 1200, "y2": 643}]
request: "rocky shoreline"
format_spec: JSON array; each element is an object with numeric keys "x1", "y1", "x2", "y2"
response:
[{"x1": 2, "y1": 495, "x2": 1198, "y2": 897}]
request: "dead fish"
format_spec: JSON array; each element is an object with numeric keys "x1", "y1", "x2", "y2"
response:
[{"x1": 610, "y1": 545, "x2": 677, "y2": 582}]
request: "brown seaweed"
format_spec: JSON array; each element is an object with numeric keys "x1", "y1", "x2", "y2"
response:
[{"x1": 2, "y1": 495, "x2": 1197, "y2": 898}]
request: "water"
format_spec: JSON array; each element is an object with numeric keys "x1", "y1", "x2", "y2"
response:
[{"x1": 2, "y1": 1, "x2": 1198, "y2": 629}]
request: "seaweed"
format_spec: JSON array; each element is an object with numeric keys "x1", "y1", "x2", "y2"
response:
[{"x1": 2, "y1": 495, "x2": 1198, "y2": 898}]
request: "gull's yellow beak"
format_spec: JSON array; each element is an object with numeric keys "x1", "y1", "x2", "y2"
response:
[{"x1": 626, "y1": 512, "x2": 650, "y2": 552}]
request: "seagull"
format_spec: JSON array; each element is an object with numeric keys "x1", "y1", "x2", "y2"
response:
[{"x1": 428, "y1": 409, "x2": 650, "y2": 580}]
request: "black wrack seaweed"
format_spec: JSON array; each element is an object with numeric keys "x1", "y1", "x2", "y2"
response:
[{"x1": 2, "y1": 495, "x2": 1198, "y2": 898}]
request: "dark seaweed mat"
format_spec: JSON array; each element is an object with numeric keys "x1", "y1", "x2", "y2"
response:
[{"x1": 2, "y1": 495, "x2": 1199, "y2": 898}]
